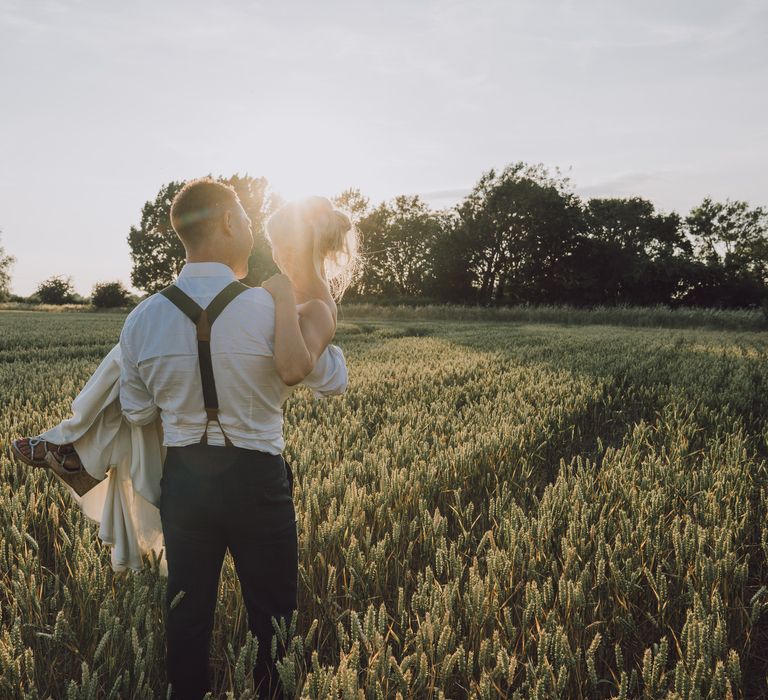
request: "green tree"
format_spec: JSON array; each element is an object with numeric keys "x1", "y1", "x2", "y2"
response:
[
  {"x1": 332, "y1": 188, "x2": 370, "y2": 226},
  {"x1": 128, "y1": 174, "x2": 281, "y2": 294},
  {"x1": 36, "y1": 275, "x2": 76, "y2": 304},
  {"x1": 92, "y1": 281, "x2": 131, "y2": 308},
  {"x1": 577, "y1": 197, "x2": 688, "y2": 305},
  {"x1": 686, "y1": 197, "x2": 768, "y2": 282},
  {"x1": 681, "y1": 198, "x2": 768, "y2": 307},
  {"x1": 0, "y1": 230, "x2": 15, "y2": 302},
  {"x1": 451, "y1": 162, "x2": 583, "y2": 304},
  {"x1": 423, "y1": 208, "x2": 476, "y2": 303},
  {"x1": 127, "y1": 180, "x2": 186, "y2": 294},
  {"x1": 355, "y1": 195, "x2": 443, "y2": 298},
  {"x1": 582, "y1": 197, "x2": 684, "y2": 258}
]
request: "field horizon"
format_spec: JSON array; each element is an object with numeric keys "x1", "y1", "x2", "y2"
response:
[{"x1": 1, "y1": 301, "x2": 766, "y2": 334}]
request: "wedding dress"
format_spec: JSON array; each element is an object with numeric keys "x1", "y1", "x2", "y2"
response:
[{"x1": 39, "y1": 343, "x2": 169, "y2": 577}]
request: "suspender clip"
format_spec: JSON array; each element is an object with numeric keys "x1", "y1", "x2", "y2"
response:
[{"x1": 196, "y1": 309, "x2": 211, "y2": 342}]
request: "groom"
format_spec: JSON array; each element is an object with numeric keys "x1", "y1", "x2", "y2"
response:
[{"x1": 118, "y1": 178, "x2": 347, "y2": 699}]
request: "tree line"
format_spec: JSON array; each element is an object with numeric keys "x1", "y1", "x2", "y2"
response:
[
  {"x1": 127, "y1": 163, "x2": 767, "y2": 309},
  {"x1": 2, "y1": 161, "x2": 766, "y2": 308},
  {"x1": 340, "y1": 162, "x2": 767, "y2": 308}
]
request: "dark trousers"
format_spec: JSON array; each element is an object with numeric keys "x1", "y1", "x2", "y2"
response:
[{"x1": 159, "y1": 443, "x2": 297, "y2": 700}]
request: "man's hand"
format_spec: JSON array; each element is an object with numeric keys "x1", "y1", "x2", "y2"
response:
[{"x1": 261, "y1": 273, "x2": 296, "y2": 304}]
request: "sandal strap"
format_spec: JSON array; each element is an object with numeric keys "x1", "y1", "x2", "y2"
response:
[
  {"x1": 43, "y1": 440, "x2": 81, "y2": 473},
  {"x1": 43, "y1": 449, "x2": 81, "y2": 473},
  {"x1": 19, "y1": 436, "x2": 81, "y2": 472},
  {"x1": 25, "y1": 436, "x2": 50, "y2": 463}
]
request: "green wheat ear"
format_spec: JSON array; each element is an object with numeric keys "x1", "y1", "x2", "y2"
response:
[
  {"x1": 0, "y1": 310, "x2": 764, "y2": 698},
  {"x1": 169, "y1": 589, "x2": 186, "y2": 611}
]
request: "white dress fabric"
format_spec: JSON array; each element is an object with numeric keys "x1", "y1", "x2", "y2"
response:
[{"x1": 39, "y1": 342, "x2": 170, "y2": 576}]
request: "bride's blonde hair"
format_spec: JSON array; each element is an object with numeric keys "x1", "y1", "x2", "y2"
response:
[{"x1": 265, "y1": 196, "x2": 363, "y2": 302}]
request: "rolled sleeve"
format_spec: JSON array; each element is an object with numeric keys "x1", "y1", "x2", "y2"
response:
[
  {"x1": 301, "y1": 344, "x2": 349, "y2": 398},
  {"x1": 119, "y1": 324, "x2": 159, "y2": 426}
]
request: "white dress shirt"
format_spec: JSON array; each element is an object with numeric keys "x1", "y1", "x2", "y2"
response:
[{"x1": 118, "y1": 261, "x2": 348, "y2": 454}]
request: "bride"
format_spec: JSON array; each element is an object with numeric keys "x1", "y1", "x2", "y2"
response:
[{"x1": 8, "y1": 192, "x2": 361, "y2": 576}]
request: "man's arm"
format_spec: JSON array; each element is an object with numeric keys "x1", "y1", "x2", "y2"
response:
[{"x1": 119, "y1": 322, "x2": 159, "y2": 426}]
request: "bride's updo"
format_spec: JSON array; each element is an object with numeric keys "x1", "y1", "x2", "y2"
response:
[{"x1": 265, "y1": 196, "x2": 363, "y2": 302}]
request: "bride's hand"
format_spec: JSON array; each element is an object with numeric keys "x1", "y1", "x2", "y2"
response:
[{"x1": 261, "y1": 273, "x2": 296, "y2": 304}]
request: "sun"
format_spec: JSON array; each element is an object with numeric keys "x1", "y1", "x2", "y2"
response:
[{"x1": 245, "y1": 121, "x2": 356, "y2": 206}]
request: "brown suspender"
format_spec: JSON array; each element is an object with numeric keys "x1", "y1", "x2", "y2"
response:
[{"x1": 159, "y1": 280, "x2": 250, "y2": 447}]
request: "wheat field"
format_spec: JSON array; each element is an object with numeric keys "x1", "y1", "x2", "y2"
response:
[{"x1": 1, "y1": 310, "x2": 768, "y2": 699}]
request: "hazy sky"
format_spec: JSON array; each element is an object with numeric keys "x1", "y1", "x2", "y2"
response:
[{"x1": 1, "y1": 0, "x2": 766, "y2": 296}]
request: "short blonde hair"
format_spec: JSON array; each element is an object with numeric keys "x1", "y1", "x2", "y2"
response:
[
  {"x1": 265, "y1": 196, "x2": 363, "y2": 302},
  {"x1": 170, "y1": 177, "x2": 239, "y2": 247}
]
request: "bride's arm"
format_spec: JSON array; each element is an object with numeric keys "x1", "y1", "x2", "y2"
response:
[
  {"x1": 292, "y1": 274, "x2": 338, "y2": 327},
  {"x1": 262, "y1": 273, "x2": 337, "y2": 386}
]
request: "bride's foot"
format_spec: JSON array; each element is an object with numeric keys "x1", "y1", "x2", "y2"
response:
[
  {"x1": 13, "y1": 437, "x2": 82, "y2": 471},
  {"x1": 9, "y1": 436, "x2": 101, "y2": 497}
]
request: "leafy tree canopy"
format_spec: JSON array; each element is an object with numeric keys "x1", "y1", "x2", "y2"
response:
[{"x1": 128, "y1": 174, "x2": 281, "y2": 294}]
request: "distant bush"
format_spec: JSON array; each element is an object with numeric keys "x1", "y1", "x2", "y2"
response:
[
  {"x1": 92, "y1": 281, "x2": 131, "y2": 308},
  {"x1": 35, "y1": 275, "x2": 77, "y2": 305}
]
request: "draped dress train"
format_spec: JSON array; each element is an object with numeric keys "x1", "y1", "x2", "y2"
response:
[{"x1": 38, "y1": 342, "x2": 169, "y2": 577}]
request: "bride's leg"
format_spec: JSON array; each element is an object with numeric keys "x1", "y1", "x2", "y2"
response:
[{"x1": 11, "y1": 343, "x2": 125, "y2": 497}]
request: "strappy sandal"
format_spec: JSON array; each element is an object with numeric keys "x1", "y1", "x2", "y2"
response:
[
  {"x1": 11, "y1": 436, "x2": 82, "y2": 470},
  {"x1": 9, "y1": 436, "x2": 101, "y2": 497}
]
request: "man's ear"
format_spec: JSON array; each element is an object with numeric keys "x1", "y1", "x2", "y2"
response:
[{"x1": 221, "y1": 210, "x2": 233, "y2": 237}]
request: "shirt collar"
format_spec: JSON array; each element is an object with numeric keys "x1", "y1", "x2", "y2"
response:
[{"x1": 178, "y1": 262, "x2": 238, "y2": 280}]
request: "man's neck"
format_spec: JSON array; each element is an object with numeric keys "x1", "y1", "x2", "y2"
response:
[
  {"x1": 184, "y1": 250, "x2": 240, "y2": 278},
  {"x1": 186, "y1": 253, "x2": 232, "y2": 267}
]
